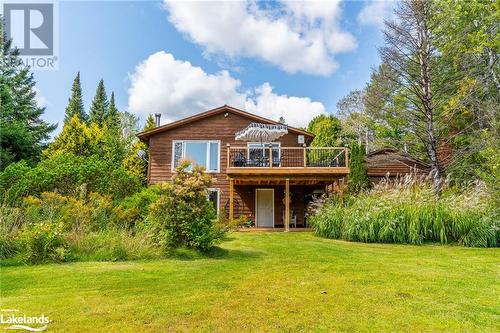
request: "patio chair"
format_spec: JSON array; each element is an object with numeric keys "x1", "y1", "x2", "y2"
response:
[
  {"x1": 232, "y1": 152, "x2": 247, "y2": 167},
  {"x1": 282, "y1": 210, "x2": 297, "y2": 228}
]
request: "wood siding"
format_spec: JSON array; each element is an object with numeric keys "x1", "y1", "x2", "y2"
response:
[
  {"x1": 147, "y1": 109, "x2": 312, "y2": 222},
  {"x1": 365, "y1": 149, "x2": 430, "y2": 180}
]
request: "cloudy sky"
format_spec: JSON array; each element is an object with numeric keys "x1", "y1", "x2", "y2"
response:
[{"x1": 33, "y1": 0, "x2": 394, "y2": 132}]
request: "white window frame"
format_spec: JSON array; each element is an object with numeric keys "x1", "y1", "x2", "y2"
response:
[
  {"x1": 207, "y1": 188, "x2": 220, "y2": 216},
  {"x1": 171, "y1": 140, "x2": 221, "y2": 173},
  {"x1": 247, "y1": 142, "x2": 281, "y2": 165}
]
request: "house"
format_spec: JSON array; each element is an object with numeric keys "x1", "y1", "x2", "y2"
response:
[
  {"x1": 365, "y1": 148, "x2": 431, "y2": 183},
  {"x1": 138, "y1": 105, "x2": 349, "y2": 230}
]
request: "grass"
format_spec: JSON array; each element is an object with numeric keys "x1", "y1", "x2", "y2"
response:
[
  {"x1": 309, "y1": 182, "x2": 498, "y2": 247},
  {"x1": 1, "y1": 232, "x2": 499, "y2": 332}
]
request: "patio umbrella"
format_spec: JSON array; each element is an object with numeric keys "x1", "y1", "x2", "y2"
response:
[
  {"x1": 235, "y1": 122, "x2": 288, "y2": 142},
  {"x1": 234, "y1": 122, "x2": 288, "y2": 167}
]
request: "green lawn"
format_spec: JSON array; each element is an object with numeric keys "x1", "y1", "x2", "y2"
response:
[{"x1": 1, "y1": 233, "x2": 499, "y2": 332}]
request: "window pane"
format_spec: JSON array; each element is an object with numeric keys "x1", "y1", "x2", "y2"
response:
[
  {"x1": 208, "y1": 190, "x2": 218, "y2": 213},
  {"x1": 209, "y1": 142, "x2": 219, "y2": 171},
  {"x1": 185, "y1": 142, "x2": 207, "y2": 169},
  {"x1": 173, "y1": 142, "x2": 183, "y2": 168}
]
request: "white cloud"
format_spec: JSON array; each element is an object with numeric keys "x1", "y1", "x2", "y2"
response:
[
  {"x1": 128, "y1": 51, "x2": 325, "y2": 128},
  {"x1": 244, "y1": 83, "x2": 325, "y2": 128},
  {"x1": 163, "y1": 0, "x2": 356, "y2": 76},
  {"x1": 357, "y1": 0, "x2": 395, "y2": 28},
  {"x1": 33, "y1": 87, "x2": 48, "y2": 108}
]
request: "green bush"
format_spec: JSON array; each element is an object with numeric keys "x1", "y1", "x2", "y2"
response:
[
  {"x1": 21, "y1": 192, "x2": 114, "y2": 233},
  {"x1": 18, "y1": 222, "x2": 68, "y2": 264},
  {"x1": 309, "y1": 179, "x2": 498, "y2": 247},
  {"x1": 347, "y1": 143, "x2": 371, "y2": 194},
  {"x1": 0, "y1": 153, "x2": 142, "y2": 205},
  {"x1": 111, "y1": 185, "x2": 167, "y2": 230},
  {"x1": 146, "y1": 162, "x2": 225, "y2": 251}
]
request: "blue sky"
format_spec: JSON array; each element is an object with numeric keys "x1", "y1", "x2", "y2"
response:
[{"x1": 32, "y1": 0, "x2": 393, "y2": 133}]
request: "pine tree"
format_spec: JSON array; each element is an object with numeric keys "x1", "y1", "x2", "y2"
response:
[
  {"x1": 64, "y1": 72, "x2": 87, "y2": 124},
  {"x1": 347, "y1": 143, "x2": 371, "y2": 194},
  {"x1": 144, "y1": 113, "x2": 156, "y2": 131},
  {"x1": 0, "y1": 18, "x2": 56, "y2": 169},
  {"x1": 88, "y1": 79, "x2": 108, "y2": 126},
  {"x1": 106, "y1": 91, "x2": 119, "y2": 128}
]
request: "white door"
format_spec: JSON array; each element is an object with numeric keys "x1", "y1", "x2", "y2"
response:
[{"x1": 256, "y1": 189, "x2": 274, "y2": 227}]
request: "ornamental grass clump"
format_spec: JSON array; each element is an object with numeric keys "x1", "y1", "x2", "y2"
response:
[{"x1": 309, "y1": 175, "x2": 498, "y2": 247}]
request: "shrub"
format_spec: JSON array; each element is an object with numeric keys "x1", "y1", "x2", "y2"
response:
[
  {"x1": 309, "y1": 178, "x2": 498, "y2": 247},
  {"x1": 347, "y1": 143, "x2": 371, "y2": 194},
  {"x1": 112, "y1": 185, "x2": 167, "y2": 230},
  {"x1": 0, "y1": 190, "x2": 164, "y2": 264},
  {"x1": 18, "y1": 222, "x2": 68, "y2": 264},
  {"x1": 20, "y1": 192, "x2": 114, "y2": 233},
  {"x1": 146, "y1": 162, "x2": 225, "y2": 251},
  {"x1": 0, "y1": 153, "x2": 142, "y2": 205}
]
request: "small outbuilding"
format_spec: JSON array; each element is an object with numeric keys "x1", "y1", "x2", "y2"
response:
[{"x1": 365, "y1": 148, "x2": 431, "y2": 183}]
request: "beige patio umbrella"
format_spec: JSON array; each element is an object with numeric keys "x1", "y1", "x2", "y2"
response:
[
  {"x1": 234, "y1": 122, "x2": 288, "y2": 167},
  {"x1": 235, "y1": 122, "x2": 288, "y2": 142}
]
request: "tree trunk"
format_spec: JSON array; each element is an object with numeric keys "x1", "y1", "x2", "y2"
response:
[{"x1": 418, "y1": 1, "x2": 442, "y2": 195}]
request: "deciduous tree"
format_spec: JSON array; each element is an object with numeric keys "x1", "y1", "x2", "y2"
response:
[
  {"x1": 307, "y1": 114, "x2": 342, "y2": 147},
  {"x1": 379, "y1": 0, "x2": 444, "y2": 194}
]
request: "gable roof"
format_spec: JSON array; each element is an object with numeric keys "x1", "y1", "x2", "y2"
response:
[
  {"x1": 365, "y1": 148, "x2": 431, "y2": 169},
  {"x1": 137, "y1": 105, "x2": 315, "y2": 140}
]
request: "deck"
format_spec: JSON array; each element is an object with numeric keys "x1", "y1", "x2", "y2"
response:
[
  {"x1": 226, "y1": 146, "x2": 349, "y2": 230},
  {"x1": 226, "y1": 146, "x2": 349, "y2": 183}
]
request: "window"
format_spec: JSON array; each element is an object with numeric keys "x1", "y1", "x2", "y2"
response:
[
  {"x1": 207, "y1": 188, "x2": 220, "y2": 215},
  {"x1": 248, "y1": 142, "x2": 280, "y2": 166},
  {"x1": 172, "y1": 140, "x2": 220, "y2": 172}
]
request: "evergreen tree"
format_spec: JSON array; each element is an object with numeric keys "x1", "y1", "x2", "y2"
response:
[
  {"x1": 347, "y1": 143, "x2": 371, "y2": 194},
  {"x1": 106, "y1": 91, "x2": 119, "y2": 127},
  {"x1": 0, "y1": 18, "x2": 56, "y2": 169},
  {"x1": 64, "y1": 72, "x2": 87, "y2": 124},
  {"x1": 88, "y1": 79, "x2": 108, "y2": 126},
  {"x1": 144, "y1": 113, "x2": 156, "y2": 130},
  {"x1": 43, "y1": 114, "x2": 93, "y2": 157}
]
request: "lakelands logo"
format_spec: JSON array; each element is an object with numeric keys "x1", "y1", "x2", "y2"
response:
[
  {"x1": 0, "y1": 309, "x2": 49, "y2": 331},
  {"x1": 1, "y1": 1, "x2": 59, "y2": 70}
]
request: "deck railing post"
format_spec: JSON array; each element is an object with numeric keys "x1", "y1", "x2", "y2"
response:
[
  {"x1": 227, "y1": 144, "x2": 230, "y2": 169},
  {"x1": 285, "y1": 178, "x2": 290, "y2": 232},
  {"x1": 345, "y1": 148, "x2": 349, "y2": 168},
  {"x1": 269, "y1": 145, "x2": 273, "y2": 168},
  {"x1": 303, "y1": 146, "x2": 307, "y2": 168},
  {"x1": 229, "y1": 178, "x2": 234, "y2": 222}
]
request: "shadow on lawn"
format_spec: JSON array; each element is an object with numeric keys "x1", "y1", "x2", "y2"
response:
[{"x1": 165, "y1": 246, "x2": 262, "y2": 261}]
